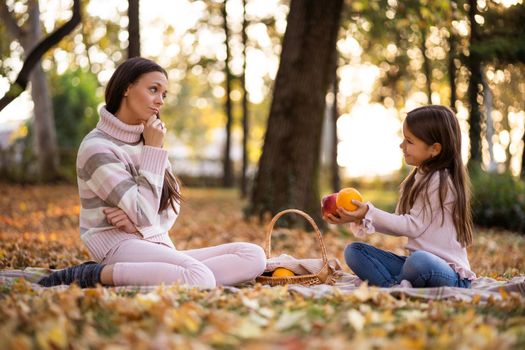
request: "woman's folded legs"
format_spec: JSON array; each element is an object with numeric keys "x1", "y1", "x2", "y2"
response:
[
  {"x1": 39, "y1": 239, "x2": 266, "y2": 288},
  {"x1": 183, "y1": 242, "x2": 266, "y2": 286}
]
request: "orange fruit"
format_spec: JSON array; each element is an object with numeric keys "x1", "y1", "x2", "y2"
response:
[
  {"x1": 336, "y1": 187, "x2": 364, "y2": 212},
  {"x1": 272, "y1": 267, "x2": 295, "y2": 277}
]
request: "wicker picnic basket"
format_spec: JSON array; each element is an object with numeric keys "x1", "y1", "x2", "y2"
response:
[{"x1": 255, "y1": 209, "x2": 337, "y2": 286}]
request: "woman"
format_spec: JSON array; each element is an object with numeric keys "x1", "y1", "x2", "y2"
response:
[{"x1": 39, "y1": 57, "x2": 266, "y2": 288}]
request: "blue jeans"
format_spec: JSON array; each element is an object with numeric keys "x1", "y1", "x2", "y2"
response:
[{"x1": 344, "y1": 242, "x2": 471, "y2": 288}]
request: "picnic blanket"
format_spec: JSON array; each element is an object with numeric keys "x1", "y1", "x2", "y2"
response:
[
  {"x1": 1, "y1": 267, "x2": 524, "y2": 302},
  {"x1": 289, "y1": 272, "x2": 525, "y2": 302}
]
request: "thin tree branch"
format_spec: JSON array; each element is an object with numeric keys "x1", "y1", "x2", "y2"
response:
[{"x1": 0, "y1": 0, "x2": 81, "y2": 111}]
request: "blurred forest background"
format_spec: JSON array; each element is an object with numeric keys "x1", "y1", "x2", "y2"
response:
[{"x1": 0, "y1": 0, "x2": 524, "y2": 232}]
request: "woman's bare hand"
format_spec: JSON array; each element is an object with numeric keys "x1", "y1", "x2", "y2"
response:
[
  {"x1": 142, "y1": 114, "x2": 166, "y2": 148},
  {"x1": 104, "y1": 207, "x2": 139, "y2": 234}
]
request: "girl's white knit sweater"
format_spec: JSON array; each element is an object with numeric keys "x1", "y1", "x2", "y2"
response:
[{"x1": 350, "y1": 170, "x2": 476, "y2": 280}]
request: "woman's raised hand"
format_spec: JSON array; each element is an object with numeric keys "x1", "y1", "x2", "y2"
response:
[
  {"x1": 142, "y1": 114, "x2": 166, "y2": 148},
  {"x1": 104, "y1": 207, "x2": 139, "y2": 234}
]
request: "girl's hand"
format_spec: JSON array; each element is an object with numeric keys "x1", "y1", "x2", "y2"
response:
[
  {"x1": 104, "y1": 207, "x2": 139, "y2": 234},
  {"x1": 336, "y1": 200, "x2": 369, "y2": 222},
  {"x1": 143, "y1": 114, "x2": 166, "y2": 148},
  {"x1": 323, "y1": 213, "x2": 352, "y2": 225}
]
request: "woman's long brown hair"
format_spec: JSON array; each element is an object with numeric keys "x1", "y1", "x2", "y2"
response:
[
  {"x1": 105, "y1": 57, "x2": 182, "y2": 213},
  {"x1": 397, "y1": 105, "x2": 473, "y2": 247}
]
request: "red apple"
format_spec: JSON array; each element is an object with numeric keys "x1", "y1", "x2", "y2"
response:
[{"x1": 321, "y1": 193, "x2": 339, "y2": 218}]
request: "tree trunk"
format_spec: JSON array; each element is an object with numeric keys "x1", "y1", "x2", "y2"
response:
[
  {"x1": 248, "y1": 0, "x2": 343, "y2": 227},
  {"x1": 481, "y1": 67, "x2": 496, "y2": 172},
  {"x1": 421, "y1": 28, "x2": 432, "y2": 104},
  {"x1": 222, "y1": 0, "x2": 234, "y2": 187},
  {"x1": 26, "y1": 0, "x2": 59, "y2": 181},
  {"x1": 128, "y1": 0, "x2": 140, "y2": 58},
  {"x1": 240, "y1": 0, "x2": 249, "y2": 197},
  {"x1": 448, "y1": 0, "x2": 458, "y2": 112},
  {"x1": 25, "y1": 0, "x2": 59, "y2": 181},
  {"x1": 521, "y1": 129, "x2": 525, "y2": 179},
  {"x1": 30, "y1": 64, "x2": 59, "y2": 180},
  {"x1": 331, "y1": 55, "x2": 340, "y2": 193},
  {"x1": 467, "y1": 0, "x2": 483, "y2": 167},
  {"x1": 448, "y1": 35, "x2": 457, "y2": 111}
]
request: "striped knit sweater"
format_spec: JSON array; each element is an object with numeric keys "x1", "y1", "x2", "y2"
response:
[{"x1": 77, "y1": 106, "x2": 178, "y2": 262}]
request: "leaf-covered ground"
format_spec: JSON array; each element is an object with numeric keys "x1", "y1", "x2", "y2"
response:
[{"x1": 1, "y1": 184, "x2": 524, "y2": 349}]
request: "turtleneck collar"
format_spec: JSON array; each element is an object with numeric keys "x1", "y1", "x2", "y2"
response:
[{"x1": 96, "y1": 106, "x2": 144, "y2": 143}]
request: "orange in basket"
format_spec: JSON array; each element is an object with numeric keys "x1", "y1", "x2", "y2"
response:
[
  {"x1": 255, "y1": 209, "x2": 337, "y2": 286},
  {"x1": 272, "y1": 267, "x2": 295, "y2": 277}
]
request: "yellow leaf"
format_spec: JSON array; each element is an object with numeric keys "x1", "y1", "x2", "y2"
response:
[
  {"x1": 7, "y1": 335, "x2": 31, "y2": 350},
  {"x1": 499, "y1": 287, "x2": 509, "y2": 300},
  {"x1": 399, "y1": 309, "x2": 426, "y2": 322},
  {"x1": 353, "y1": 282, "x2": 372, "y2": 302},
  {"x1": 477, "y1": 324, "x2": 497, "y2": 342},
  {"x1": 347, "y1": 309, "x2": 365, "y2": 332},
  {"x1": 369, "y1": 327, "x2": 389, "y2": 337},
  {"x1": 257, "y1": 307, "x2": 275, "y2": 319},
  {"x1": 168, "y1": 304, "x2": 202, "y2": 334},
  {"x1": 275, "y1": 310, "x2": 306, "y2": 331},
  {"x1": 241, "y1": 296, "x2": 259, "y2": 310},
  {"x1": 399, "y1": 336, "x2": 426, "y2": 350},
  {"x1": 436, "y1": 328, "x2": 452, "y2": 346},
  {"x1": 182, "y1": 314, "x2": 200, "y2": 334},
  {"x1": 36, "y1": 318, "x2": 68, "y2": 350},
  {"x1": 135, "y1": 293, "x2": 161, "y2": 308},
  {"x1": 233, "y1": 319, "x2": 262, "y2": 339}
]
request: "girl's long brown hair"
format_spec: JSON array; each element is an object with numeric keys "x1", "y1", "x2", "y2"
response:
[
  {"x1": 397, "y1": 105, "x2": 473, "y2": 247},
  {"x1": 105, "y1": 57, "x2": 182, "y2": 213}
]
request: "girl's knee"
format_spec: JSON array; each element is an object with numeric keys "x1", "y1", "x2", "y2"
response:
[
  {"x1": 344, "y1": 241, "x2": 368, "y2": 254},
  {"x1": 407, "y1": 250, "x2": 436, "y2": 265},
  {"x1": 403, "y1": 250, "x2": 439, "y2": 275},
  {"x1": 344, "y1": 242, "x2": 368, "y2": 268},
  {"x1": 402, "y1": 251, "x2": 460, "y2": 288}
]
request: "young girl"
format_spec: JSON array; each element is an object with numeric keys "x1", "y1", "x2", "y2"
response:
[
  {"x1": 324, "y1": 105, "x2": 475, "y2": 288},
  {"x1": 39, "y1": 57, "x2": 266, "y2": 288}
]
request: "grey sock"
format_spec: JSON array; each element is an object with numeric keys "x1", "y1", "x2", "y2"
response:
[{"x1": 38, "y1": 262, "x2": 104, "y2": 288}]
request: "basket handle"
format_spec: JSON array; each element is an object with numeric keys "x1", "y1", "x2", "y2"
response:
[{"x1": 264, "y1": 209, "x2": 328, "y2": 265}]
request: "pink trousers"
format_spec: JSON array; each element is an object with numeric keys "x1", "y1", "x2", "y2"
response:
[{"x1": 102, "y1": 238, "x2": 267, "y2": 287}]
